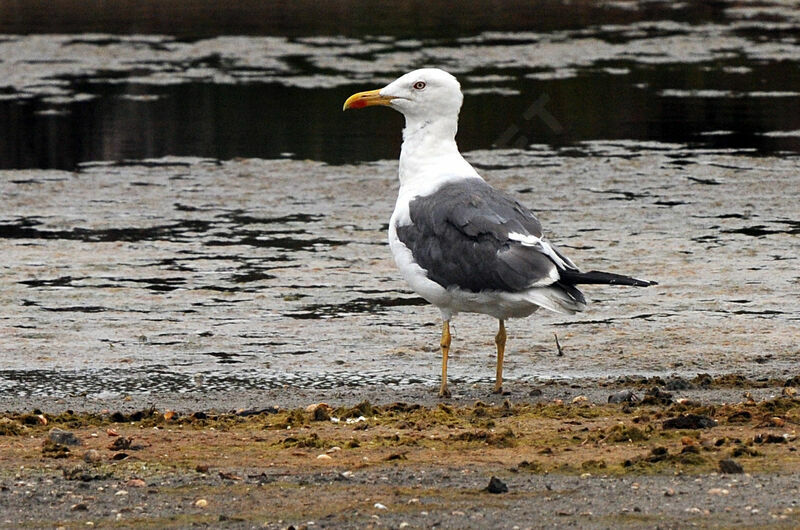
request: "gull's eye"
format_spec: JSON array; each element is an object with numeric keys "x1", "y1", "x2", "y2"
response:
[{"x1": 413, "y1": 81, "x2": 426, "y2": 90}]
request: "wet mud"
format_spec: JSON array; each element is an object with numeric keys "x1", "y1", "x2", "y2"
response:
[
  {"x1": 1, "y1": 147, "x2": 797, "y2": 397},
  {"x1": 1, "y1": 394, "x2": 799, "y2": 528}
]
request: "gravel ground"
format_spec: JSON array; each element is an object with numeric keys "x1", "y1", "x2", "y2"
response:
[
  {"x1": 0, "y1": 381, "x2": 792, "y2": 415},
  {"x1": 2, "y1": 464, "x2": 799, "y2": 529},
  {"x1": 2, "y1": 382, "x2": 799, "y2": 529}
]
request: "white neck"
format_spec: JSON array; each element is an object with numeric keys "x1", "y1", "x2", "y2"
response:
[{"x1": 397, "y1": 114, "x2": 480, "y2": 192}]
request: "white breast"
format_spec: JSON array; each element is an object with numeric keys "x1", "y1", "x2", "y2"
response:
[{"x1": 388, "y1": 202, "x2": 455, "y2": 319}]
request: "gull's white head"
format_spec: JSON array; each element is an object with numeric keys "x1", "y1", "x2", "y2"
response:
[
  {"x1": 344, "y1": 68, "x2": 477, "y2": 185},
  {"x1": 343, "y1": 68, "x2": 462, "y2": 121}
]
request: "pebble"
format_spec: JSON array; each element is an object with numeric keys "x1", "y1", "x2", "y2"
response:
[
  {"x1": 719, "y1": 458, "x2": 744, "y2": 474},
  {"x1": 754, "y1": 433, "x2": 788, "y2": 444},
  {"x1": 486, "y1": 476, "x2": 508, "y2": 494},
  {"x1": 48, "y1": 428, "x2": 81, "y2": 446},
  {"x1": 768, "y1": 417, "x2": 785, "y2": 427},
  {"x1": 662, "y1": 414, "x2": 717, "y2": 430},
  {"x1": 374, "y1": 503, "x2": 387, "y2": 510},
  {"x1": 664, "y1": 488, "x2": 675, "y2": 497},
  {"x1": 608, "y1": 390, "x2": 639, "y2": 404},
  {"x1": 126, "y1": 479, "x2": 146, "y2": 488},
  {"x1": 108, "y1": 436, "x2": 133, "y2": 450},
  {"x1": 708, "y1": 488, "x2": 729, "y2": 495},
  {"x1": 572, "y1": 395, "x2": 588, "y2": 404},
  {"x1": 307, "y1": 403, "x2": 331, "y2": 421},
  {"x1": 70, "y1": 503, "x2": 88, "y2": 511},
  {"x1": 83, "y1": 449, "x2": 102, "y2": 464},
  {"x1": 115, "y1": 490, "x2": 128, "y2": 496},
  {"x1": 642, "y1": 387, "x2": 674, "y2": 405},
  {"x1": 316, "y1": 454, "x2": 332, "y2": 460}
]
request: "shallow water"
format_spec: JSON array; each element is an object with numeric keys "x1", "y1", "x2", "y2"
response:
[{"x1": 1, "y1": 1, "x2": 798, "y2": 396}]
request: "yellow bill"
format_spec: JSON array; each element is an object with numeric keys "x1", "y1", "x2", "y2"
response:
[{"x1": 343, "y1": 89, "x2": 395, "y2": 111}]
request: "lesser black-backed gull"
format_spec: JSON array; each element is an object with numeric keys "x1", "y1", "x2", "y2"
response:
[{"x1": 344, "y1": 68, "x2": 655, "y2": 397}]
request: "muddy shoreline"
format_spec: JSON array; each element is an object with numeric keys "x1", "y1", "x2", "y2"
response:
[
  {"x1": 2, "y1": 2, "x2": 799, "y2": 527},
  {"x1": 2, "y1": 385, "x2": 799, "y2": 529},
  {"x1": 1, "y1": 378, "x2": 796, "y2": 415}
]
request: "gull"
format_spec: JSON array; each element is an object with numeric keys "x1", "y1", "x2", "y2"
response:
[{"x1": 344, "y1": 68, "x2": 655, "y2": 397}]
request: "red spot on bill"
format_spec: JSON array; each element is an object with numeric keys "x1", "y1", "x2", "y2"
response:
[{"x1": 349, "y1": 97, "x2": 369, "y2": 109}]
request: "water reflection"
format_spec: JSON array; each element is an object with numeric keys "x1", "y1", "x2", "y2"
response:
[
  {"x1": 3, "y1": 63, "x2": 800, "y2": 170},
  {"x1": 1, "y1": 1, "x2": 800, "y2": 169},
  {"x1": 0, "y1": 0, "x2": 730, "y2": 39}
]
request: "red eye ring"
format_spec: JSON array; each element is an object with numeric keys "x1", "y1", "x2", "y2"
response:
[{"x1": 413, "y1": 81, "x2": 426, "y2": 90}]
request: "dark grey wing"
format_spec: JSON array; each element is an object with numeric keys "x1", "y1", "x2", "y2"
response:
[{"x1": 396, "y1": 179, "x2": 575, "y2": 293}]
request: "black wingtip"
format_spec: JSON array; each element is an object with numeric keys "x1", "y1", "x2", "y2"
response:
[
  {"x1": 627, "y1": 277, "x2": 658, "y2": 287},
  {"x1": 560, "y1": 269, "x2": 657, "y2": 287}
]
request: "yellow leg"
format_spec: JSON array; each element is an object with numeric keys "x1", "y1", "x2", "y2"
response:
[
  {"x1": 493, "y1": 319, "x2": 506, "y2": 394},
  {"x1": 439, "y1": 320, "x2": 452, "y2": 398}
]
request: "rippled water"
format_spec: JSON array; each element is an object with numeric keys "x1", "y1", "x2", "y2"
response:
[
  {"x1": 1, "y1": 1, "x2": 798, "y2": 396},
  {"x1": 2, "y1": 5, "x2": 800, "y2": 169}
]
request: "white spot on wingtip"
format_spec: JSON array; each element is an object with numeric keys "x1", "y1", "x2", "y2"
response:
[
  {"x1": 508, "y1": 231, "x2": 541, "y2": 246},
  {"x1": 508, "y1": 232, "x2": 575, "y2": 270}
]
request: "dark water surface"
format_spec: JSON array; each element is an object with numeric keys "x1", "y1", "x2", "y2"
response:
[
  {"x1": 1, "y1": 2, "x2": 800, "y2": 169},
  {"x1": 1, "y1": 1, "x2": 798, "y2": 397},
  {"x1": 0, "y1": 0, "x2": 732, "y2": 39}
]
